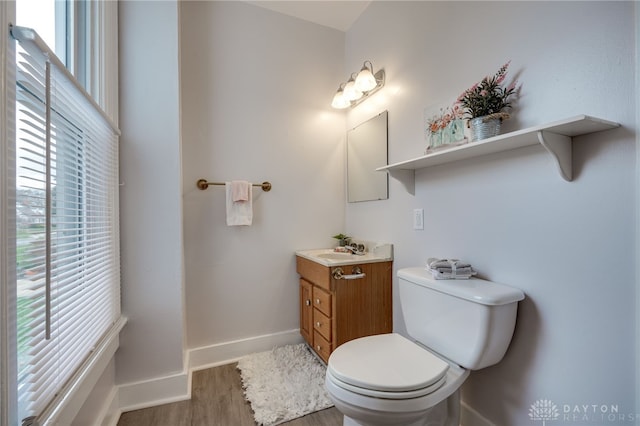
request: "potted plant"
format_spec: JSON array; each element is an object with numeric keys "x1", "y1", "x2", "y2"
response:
[
  {"x1": 456, "y1": 61, "x2": 519, "y2": 141},
  {"x1": 332, "y1": 233, "x2": 351, "y2": 247}
]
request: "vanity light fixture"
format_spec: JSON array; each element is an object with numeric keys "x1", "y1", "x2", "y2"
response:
[{"x1": 331, "y1": 60, "x2": 385, "y2": 109}]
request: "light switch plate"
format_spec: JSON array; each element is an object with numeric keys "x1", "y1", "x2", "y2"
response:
[{"x1": 413, "y1": 208, "x2": 424, "y2": 230}]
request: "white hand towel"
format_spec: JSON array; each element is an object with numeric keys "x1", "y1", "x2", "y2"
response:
[
  {"x1": 226, "y1": 182, "x2": 252, "y2": 226},
  {"x1": 231, "y1": 180, "x2": 250, "y2": 202}
]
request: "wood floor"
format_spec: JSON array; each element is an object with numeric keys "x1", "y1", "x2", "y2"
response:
[{"x1": 117, "y1": 363, "x2": 343, "y2": 426}]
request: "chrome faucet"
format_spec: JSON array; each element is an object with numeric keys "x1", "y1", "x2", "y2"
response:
[{"x1": 344, "y1": 243, "x2": 366, "y2": 255}]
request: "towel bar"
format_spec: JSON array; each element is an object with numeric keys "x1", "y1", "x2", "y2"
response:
[{"x1": 196, "y1": 179, "x2": 272, "y2": 192}]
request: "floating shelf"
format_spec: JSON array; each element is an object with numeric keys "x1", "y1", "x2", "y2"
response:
[{"x1": 377, "y1": 115, "x2": 620, "y2": 192}]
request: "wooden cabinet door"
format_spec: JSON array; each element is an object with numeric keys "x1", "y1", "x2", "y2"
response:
[
  {"x1": 299, "y1": 279, "x2": 313, "y2": 345},
  {"x1": 333, "y1": 261, "x2": 393, "y2": 347}
]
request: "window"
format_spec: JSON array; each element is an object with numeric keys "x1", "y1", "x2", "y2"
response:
[
  {"x1": 15, "y1": 0, "x2": 63, "y2": 67},
  {"x1": 13, "y1": 26, "x2": 121, "y2": 423},
  {"x1": 15, "y1": 0, "x2": 119, "y2": 120},
  {"x1": 8, "y1": 1, "x2": 121, "y2": 423}
]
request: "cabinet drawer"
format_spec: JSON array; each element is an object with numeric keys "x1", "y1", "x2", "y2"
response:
[
  {"x1": 313, "y1": 330, "x2": 332, "y2": 363},
  {"x1": 313, "y1": 309, "x2": 332, "y2": 340},
  {"x1": 312, "y1": 287, "x2": 331, "y2": 317},
  {"x1": 296, "y1": 256, "x2": 330, "y2": 290}
]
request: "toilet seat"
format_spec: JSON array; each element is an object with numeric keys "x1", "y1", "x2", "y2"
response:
[
  {"x1": 326, "y1": 368, "x2": 447, "y2": 399},
  {"x1": 327, "y1": 333, "x2": 450, "y2": 399}
]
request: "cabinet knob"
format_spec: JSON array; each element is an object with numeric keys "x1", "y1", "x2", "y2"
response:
[
  {"x1": 315, "y1": 298, "x2": 320, "y2": 304},
  {"x1": 305, "y1": 299, "x2": 311, "y2": 306},
  {"x1": 316, "y1": 345, "x2": 321, "y2": 351},
  {"x1": 316, "y1": 321, "x2": 321, "y2": 327}
]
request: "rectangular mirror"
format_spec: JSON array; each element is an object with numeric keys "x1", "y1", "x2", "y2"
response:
[{"x1": 347, "y1": 111, "x2": 388, "y2": 202}]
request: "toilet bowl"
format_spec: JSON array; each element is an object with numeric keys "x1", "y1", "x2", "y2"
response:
[
  {"x1": 325, "y1": 333, "x2": 469, "y2": 426},
  {"x1": 325, "y1": 267, "x2": 524, "y2": 426}
]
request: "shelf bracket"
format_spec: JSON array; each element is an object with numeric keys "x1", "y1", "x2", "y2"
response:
[
  {"x1": 387, "y1": 169, "x2": 415, "y2": 195},
  {"x1": 537, "y1": 130, "x2": 573, "y2": 181}
]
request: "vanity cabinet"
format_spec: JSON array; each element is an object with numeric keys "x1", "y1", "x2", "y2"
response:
[{"x1": 296, "y1": 255, "x2": 392, "y2": 363}]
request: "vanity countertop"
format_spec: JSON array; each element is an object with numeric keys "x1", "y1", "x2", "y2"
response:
[{"x1": 296, "y1": 243, "x2": 393, "y2": 267}]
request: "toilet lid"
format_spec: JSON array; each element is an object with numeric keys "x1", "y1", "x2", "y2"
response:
[{"x1": 328, "y1": 333, "x2": 449, "y2": 393}]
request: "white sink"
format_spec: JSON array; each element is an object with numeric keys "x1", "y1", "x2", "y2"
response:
[
  {"x1": 296, "y1": 244, "x2": 393, "y2": 267},
  {"x1": 316, "y1": 252, "x2": 354, "y2": 260}
]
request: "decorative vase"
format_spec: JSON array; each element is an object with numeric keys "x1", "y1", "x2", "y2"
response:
[
  {"x1": 469, "y1": 116, "x2": 502, "y2": 142},
  {"x1": 441, "y1": 125, "x2": 451, "y2": 145},
  {"x1": 429, "y1": 129, "x2": 442, "y2": 149},
  {"x1": 450, "y1": 118, "x2": 465, "y2": 143}
]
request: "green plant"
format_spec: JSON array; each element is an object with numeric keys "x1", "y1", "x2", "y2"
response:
[
  {"x1": 332, "y1": 233, "x2": 350, "y2": 241},
  {"x1": 456, "y1": 61, "x2": 519, "y2": 119}
]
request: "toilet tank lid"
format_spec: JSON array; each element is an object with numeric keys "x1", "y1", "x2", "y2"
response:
[{"x1": 398, "y1": 267, "x2": 525, "y2": 305}]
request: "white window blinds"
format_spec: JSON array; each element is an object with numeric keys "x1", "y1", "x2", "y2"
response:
[{"x1": 12, "y1": 26, "x2": 121, "y2": 423}]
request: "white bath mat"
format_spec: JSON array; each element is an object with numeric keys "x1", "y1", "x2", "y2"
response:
[{"x1": 237, "y1": 343, "x2": 334, "y2": 426}]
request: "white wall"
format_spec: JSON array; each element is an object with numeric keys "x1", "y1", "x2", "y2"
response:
[
  {"x1": 117, "y1": 0, "x2": 185, "y2": 384},
  {"x1": 345, "y1": 2, "x2": 636, "y2": 425},
  {"x1": 180, "y1": 2, "x2": 346, "y2": 350},
  {"x1": 108, "y1": 1, "x2": 636, "y2": 423}
]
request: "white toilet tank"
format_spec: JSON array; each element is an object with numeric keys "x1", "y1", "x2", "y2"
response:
[{"x1": 398, "y1": 267, "x2": 524, "y2": 370}]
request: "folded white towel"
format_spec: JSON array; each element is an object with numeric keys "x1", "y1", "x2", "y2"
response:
[
  {"x1": 431, "y1": 266, "x2": 475, "y2": 274},
  {"x1": 426, "y1": 258, "x2": 472, "y2": 269},
  {"x1": 226, "y1": 182, "x2": 252, "y2": 226},
  {"x1": 430, "y1": 269, "x2": 476, "y2": 280},
  {"x1": 426, "y1": 258, "x2": 477, "y2": 279}
]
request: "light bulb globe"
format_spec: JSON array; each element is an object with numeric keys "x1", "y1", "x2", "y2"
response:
[
  {"x1": 343, "y1": 79, "x2": 363, "y2": 101},
  {"x1": 355, "y1": 68, "x2": 377, "y2": 92},
  {"x1": 331, "y1": 90, "x2": 350, "y2": 109}
]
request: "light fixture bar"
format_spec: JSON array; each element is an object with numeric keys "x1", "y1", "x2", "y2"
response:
[{"x1": 330, "y1": 63, "x2": 385, "y2": 109}]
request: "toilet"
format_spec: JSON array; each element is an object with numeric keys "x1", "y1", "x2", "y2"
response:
[{"x1": 325, "y1": 267, "x2": 525, "y2": 426}]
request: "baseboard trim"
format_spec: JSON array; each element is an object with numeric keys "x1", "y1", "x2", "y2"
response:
[
  {"x1": 188, "y1": 328, "x2": 303, "y2": 371},
  {"x1": 117, "y1": 329, "x2": 303, "y2": 414},
  {"x1": 118, "y1": 370, "x2": 191, "y2": 412},
  {"x1": 460, "y1": 400, "x2": 495, "y2": 426}
]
